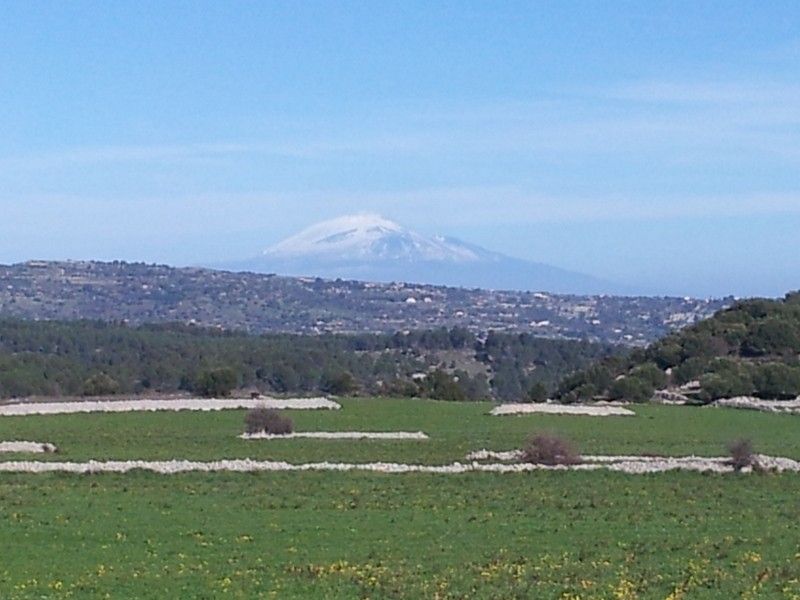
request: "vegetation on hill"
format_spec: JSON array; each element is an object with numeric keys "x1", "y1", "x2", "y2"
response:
[
  {"x1": 0, "y1": 260, "x2": 729, "y2": 345},
  {"x1": 0, "y1": 319, "x2": 615, "y2": 401},
  {"x1": 556, "y1": 292, "x2": 800, "y2": 402}
]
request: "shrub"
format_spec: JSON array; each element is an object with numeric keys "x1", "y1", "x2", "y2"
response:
[
  {"x1": 81, "y1": 373, "x2": 120, "y2": 396},
  {"x1": 244, "y1": 408, "x2": 294, "y2": 435},
  {"x1": 423, "y1": 369, "x2": 468, "y2": 402},
  {"x1": 608, "y1": 376, "x2": 654, "y2": 403},
  {"x1": 630, "y1": 363, "x2": 668, "y2": 389},
  {"x1": 698, "y1": 368, "x2": 754, "y2": 401},
  {"x1": 527, "y1": 382, "x2": 548, "y2": 403},
  {"x1": 320, "y1": 370, "x2": 358, "y2": 396},
  {"x1": 672, "y1": 357, "x2": 708, "y2": 385},
  {"x1": 648, "y1": 342, "x2": 684, "y2": 370},
  {"x1": 751, "y1": 362, "x2": 800, "y2": 400},
  {"x1": 521, "y1": 433, "x2": 580, "y2": 466},
  {"x1": 195, "y1": 367, "x2": 237, "y2": 397},
  {"x1": 726, "y1": 438, "x2": 755, "y2": 471}
]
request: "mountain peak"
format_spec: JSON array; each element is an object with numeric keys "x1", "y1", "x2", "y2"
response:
[
  {"x1": 264, "y1": 214, "x2": 481, "y2": 263},
  {"x1": 219, "y1": 214, "x2": 626, "y2": 294}
]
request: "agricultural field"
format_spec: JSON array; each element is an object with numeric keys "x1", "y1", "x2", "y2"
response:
[{"x1": 1, "y1": 398, "x2": 799, "y2": 598}]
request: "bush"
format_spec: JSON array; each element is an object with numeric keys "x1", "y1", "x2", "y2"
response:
[
  {"x1": 423, "y1": 369, "x2": 468, "y2": 402},
  {"x1": 320, "y1": 370, "x2": 358, "y2": 396},
  {"x1": 81, "y1": 373, "x2": 120, "y2": 396},
  {"x1": 195, "y1": 367, "x2": 238, "y2": 397},
  {"x1": 648, "y1": 342, "x2": 684, "y2": 370},
  {"x1": 672, "y1": 357, "x2": 708, "y2": 385},
  {"x1": 608, "y1": 376, "x2": 654, "y2": 403},
  {"x1": 727, "y1": 438, "x2": 755, "y2": 471},
  {"x1": 521, "y1": 433, "x2": 580, "y2": 465},
  {"x1": 751, "y1": 362, "x2": 800, "y2": 400},
  {"x1": 630, "y1": 363, "x2": 668, "y2": 389},
  {"x1": 527, "y1": 382, "x2": 548, "y2": 403},
  {"x1": 698, "y1": 368, "x2": 754, "y2": 401},
  {"x1": 244, "y1": 408, "x2": 294, "y2": 435}
]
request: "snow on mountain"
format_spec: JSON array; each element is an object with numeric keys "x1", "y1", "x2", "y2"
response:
[
  {"x1": 218, "y1": 214, "x2": 629, "y2": 294},
  {"x1": 263, "y1": 214, "x2": 484, "y2": 263}
]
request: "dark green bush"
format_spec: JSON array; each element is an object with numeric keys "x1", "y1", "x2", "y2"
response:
[
  {"x1": 608, "y1": 376, "x2": 654, "y2": 403},
  {"x1": 195, "y1": 367, "x2": 238, "y2": 397},
  {"x1": 527, "y1": 382, "x2": 549, "y2": 403},
  {"x1": 751, "y1": 363, "x2": 800, "y2": 400},
  {"x1": 320, "y1": 370, "x2": 358, "y2": 396},
  {"x1": 630, "y1": 362, "x2": 668, "y2": 389},
  {"x1": 81, "y1": 373, "x2": 120, "y2": 396}
]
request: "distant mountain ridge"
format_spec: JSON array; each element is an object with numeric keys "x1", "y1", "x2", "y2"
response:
[
  {"x1": 221, "y1": 214, "x2": 627, "y2": 295},
  {"x1": 0, "y1": 260, "x2": 729, "y2": 346}
]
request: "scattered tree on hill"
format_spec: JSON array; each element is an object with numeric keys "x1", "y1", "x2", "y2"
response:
[{"x1": 556, "y1": 291, "x2": 800, "y2": 402}]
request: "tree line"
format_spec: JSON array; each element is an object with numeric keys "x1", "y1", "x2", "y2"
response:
[{"x1": 0, "y1": 319, "x2": 615, "y2": 401}]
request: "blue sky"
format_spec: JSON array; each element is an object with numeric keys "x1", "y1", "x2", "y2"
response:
[{"x1": 1, "y1": 1, "x2": 799, "y2": 297}]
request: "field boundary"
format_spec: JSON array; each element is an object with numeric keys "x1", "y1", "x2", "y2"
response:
[{"x1": 1, "y1": 455, "x2": 799, "y2": 474}]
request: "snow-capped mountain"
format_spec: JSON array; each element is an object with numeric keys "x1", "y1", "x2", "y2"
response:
[
  {"x1": 220, "y1": 214, "x2": 628, "y2": 295},
  {"x1": 264, "y1": 214, "x2": 486, "y2": 263}
]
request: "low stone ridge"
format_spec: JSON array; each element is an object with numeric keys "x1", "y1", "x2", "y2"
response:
[
  {"x1": 0, "y1": 397, "x2": 340, "y2": 416},
  {"x1": 712, "y1": 397, "x2": 800, "y2": 414},
  {"x1": 1, "y1": 455, "x2": 798, "y2": 474},
  {"x1": 0, "y1": 441, "x2": 57, "y2": 453},
  {"x1": 239, "y1": 431, "x2": 429, "y2": 440},
  {"x1": 490, "y1": 403, "x2": 635, "y2": 417}
]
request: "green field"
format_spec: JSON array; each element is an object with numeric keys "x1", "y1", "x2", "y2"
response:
[{"x1": 1, "y1": 399, "x2": 799, "y2": 598}]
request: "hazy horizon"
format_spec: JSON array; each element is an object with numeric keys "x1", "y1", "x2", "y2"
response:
[{"x1": 2, "y1": 2, "x2": 799, "y2": 298}]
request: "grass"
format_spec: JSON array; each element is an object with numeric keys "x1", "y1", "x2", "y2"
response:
[
  {"x1": 0, "y1": 398, "x2": 799, "y2": 598},
  {"x1": 0, "y1": 398, "x2": 799, "y2": 463},
  {"x1": 1, "y1": 472, "x2": 799, "y2": 598}
]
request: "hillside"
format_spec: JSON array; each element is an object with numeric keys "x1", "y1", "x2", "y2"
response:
[
  {"x1": 0, "y1": 260, "x2": 728, "y2": 346},
  {"x1": 0, "y1": 319, "x2": 617, "y2": 401},
  {"x1": 556, "y1": 291, "x2": 800, "y2": 402}
]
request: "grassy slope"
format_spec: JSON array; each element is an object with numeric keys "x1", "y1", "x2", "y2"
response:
[{"x1": 0, "y1": 399, "x2": 799, "y2": 598}]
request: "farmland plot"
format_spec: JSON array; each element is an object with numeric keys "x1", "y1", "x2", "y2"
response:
[{"x1": 0, "y1": 398, "x2": 799, "y2": 598}]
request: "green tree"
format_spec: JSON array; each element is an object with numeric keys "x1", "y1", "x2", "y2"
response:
[
  {"x1": 608, "y1": 376, "x2": 654, "y2": 403},
  {"x1": 82, "y1": 372, "x2": 120, "y2": 396},
  {"x1": 195, "y1": 367, "x2": 238, "y2": 397},
  {"x1": 527, "y1": 382, "x2": 549, "y2": 403},
  {"x1": 423, "y1": 370, "x2": 467, "y2": 402},
  {"x1": 751, "y1": 363, "x2": 800, "y2": 399},
  {"x1": 320, "y1": 370, "x2": 358, "y2": 396}
]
